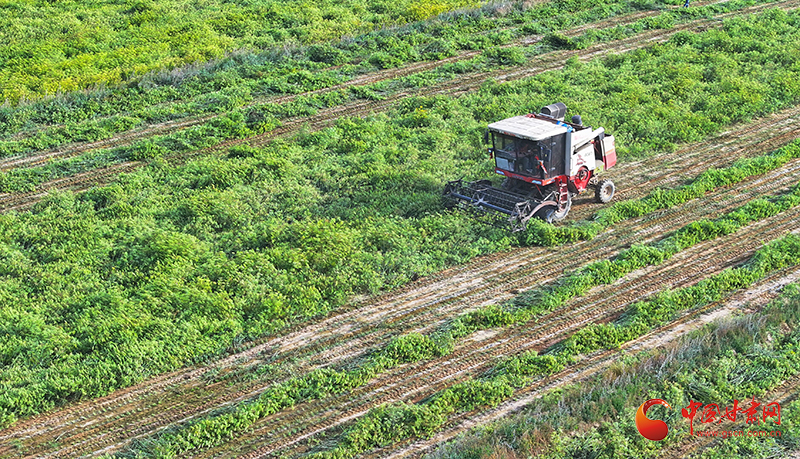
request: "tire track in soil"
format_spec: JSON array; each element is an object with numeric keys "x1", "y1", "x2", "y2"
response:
[
  {"x1": 242, "y1": 0, "x2": 792, "y2": 149},
  {"x1": 0, "y1": 161, "x2": 143, "y2": 213},
  {"x1": 385, "y1": 266, "x2": 800, "y2": 459},
  {"x1": 0, "y1": 0, "x2": 790, "y2": 210},
  {"x1": 4, "y1": 94, "x2": 800, "y2": 459},
  {"x1": 119, "y1": 165, "x2": 800, "y2": 456},
  {"x1": 9, "y1": 141, "x2": 800, "y2": 459},
  {"x1": 1, "y1": 2, "x2": 800, "y2": 456},
  {"x1": 0, "y1": 0, "x2": 728, "y2": 172},
  {"x1": 0, "y1": 5, "x2": 654, "y2": 172},
  {"x1": 211, "y1": 180, "x2": 800, "y2": 459},
  {"x1": 0, "y1": 115, "x2": 211, "y2": 172}
]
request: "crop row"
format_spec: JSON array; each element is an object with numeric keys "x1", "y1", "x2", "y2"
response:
[
  {"x1": 4, "y1": 4, "x2": 800, "y2": 195},
  {"x1": 0, "y1": 0, "x2": 655, "y2": 141},
  {"x1": 117, "y1": 143, "x2": 800, "y2": 457},
  {"x1": 0, "y1": 0, "x2": 482, "y2": 104},
  {"x1": 3, "y1": 7, "x2": 800, "y2": 431},
  {"x1": 430, "y1": 283, "x2": 800, "y2": 459},
  {"x1": 543, "y1": 0, "x2": 752, "y2": 51},
  {"x1": 308, "y1": 233, "x2": 800, "y2": 459},
  {"x1": 0, "y1": 0, "x2": 778, "y2": 159}
]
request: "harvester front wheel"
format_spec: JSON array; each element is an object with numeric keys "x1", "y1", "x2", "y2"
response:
[
  {"x1": 552, "y1": 193, "x2": 572, "y2": 221},
  {"x1": 595, "y1": 179, "x2": 615, "y2": 204},
  {"x1": 533, "y1": 193, "x2": 572, "y2": 223}
]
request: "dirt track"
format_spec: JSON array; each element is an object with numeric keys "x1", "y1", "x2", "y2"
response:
[
  {"x1": 0, "y1": 0, "x2": 718, "y2": 173},
  {"x1": 1, "y1": 0, "x2": 793, "y2": 214},
  {"x1": 224, "y1": 184, "x2": 800, "y2": 459},
  {"x1": 3, "y1": 3, "x2": 800, "y2": 458},
  {"x1": 391, "y1": 265, "x2": 800, "y2": 459},
  {"x1": 2, "y1": 102, "x2": 800, "y2": 458}
]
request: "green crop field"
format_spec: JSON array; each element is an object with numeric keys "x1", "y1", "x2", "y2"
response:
[
  {"x1": 0, "y1": 0, "x2": 477, "y2": 103},
  {"x1": 2, "y1": 1, "x2": 800, "y2": 458}
]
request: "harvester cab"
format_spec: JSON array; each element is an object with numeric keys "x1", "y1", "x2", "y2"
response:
[{"x1": 444, "y1": 103, "x2": 617, "y2": 231}]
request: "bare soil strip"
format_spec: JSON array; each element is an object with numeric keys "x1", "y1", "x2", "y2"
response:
[
  {"x1": 218, "y1": 192, "x2": 800, "y2": 459},
  {"x1": 387, "y1": 266, "x2": 800, "y2": 459},
  {"x1": 3, "y1": 138, "x2": 799, "y2": 458},
  {"x1": 0, "y1": 0, "x2": 728, "y2": 172},
  {"x1": 0, "y1": 0, "x2": 794, "y2": 214}
]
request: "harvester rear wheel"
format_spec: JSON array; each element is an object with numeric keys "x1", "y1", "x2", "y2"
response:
[{"x1": 595, "y1": 179, "x2": 615, "y2": 204}]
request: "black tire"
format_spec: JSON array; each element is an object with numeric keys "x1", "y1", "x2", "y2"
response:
[
  {"x1": 534, "y1": 194, "x2": 572, "y2": 223},
  {"x1": 552, "y1": 193, "x2": 572, "y2": 222},
  {"x1": 595, "y1": 179, "x2": 615, "y2": 204},
  {"x1": 533, "y1": 205, "x2": 556, "y2": 223}
]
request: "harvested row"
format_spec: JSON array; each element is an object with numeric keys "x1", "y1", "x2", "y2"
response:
[
  {"x1": 388, "y1": 265, "x2": 800, "y2": 459},
  {"x1": 0, "y1": 0, "x2": 794, "y2": 211},
  {"x1": 219, "y1": 176, "x2": 800, "y2": 459},
  {"x1": 4, "y1": 111, "x2": 800, "y2": 458},
  {"x1": 8, "y1": 139, "x2": 799, "y2": 458},
  {"x1": 81, "y1": 157, "x2": 800, "y2": 456}
]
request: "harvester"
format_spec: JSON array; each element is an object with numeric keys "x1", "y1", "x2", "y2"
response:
[{"x1": 444, "y1": 103, "x2": 617, "y2": 231}]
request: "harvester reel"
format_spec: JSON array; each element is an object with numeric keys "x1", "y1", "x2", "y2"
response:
[{"x1": 595, "y1": 179, "x2": 615, "y2": 204}]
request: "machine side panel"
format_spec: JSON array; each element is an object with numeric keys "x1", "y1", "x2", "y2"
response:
[{"x1": 602, "y1": 135, "x2": 617, "y2": 169}]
